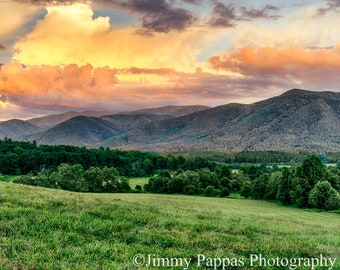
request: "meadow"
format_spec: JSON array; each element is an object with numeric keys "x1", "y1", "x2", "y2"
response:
[
  {"x1": 128, "y1": 177, "x2": 149, "y2": 190},
  {"x1": 0, "y1": 181, "x2": 339, "y2": 270}
]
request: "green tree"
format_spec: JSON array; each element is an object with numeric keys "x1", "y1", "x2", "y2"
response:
[
  {"x1": 240, "y1": 181, "x2": 252, "y2": 198},
  {"x1": 265, "y1": 171, "x2": 281, "y2": 200},
  {"x1": 84, "y1": 167, "x2": 104, "y2": 193},
  {"x1": 204, "y1": 185, "x2": 221, "y2": 197},
  {"x1": 277, "y1": 168, "x2": 294, "y2": 204},
  {"x1": 57, "y1": 163, "x2": 88, "y2": 192},
  {"x1": 292, "y1": 155, "x2": 327, "y2": 207},
  {"x1": 251, "y1": 173, "x2": 269, "y2": 199},
  {"x1": 36, "y1": 168, "x2": 58, "y2": 189},
  {"x1": 144, "y1": 175, "x2": 169, "y2": 193},
  {"x1": 309, "y1": 181, "x2": 340, "y2": 210},
  {"x1": 327, "y1": 167, "x2": 340, "y2": 192},
  {"x1": 220, "y1": 187, "x2": 230, "y2": 197}
]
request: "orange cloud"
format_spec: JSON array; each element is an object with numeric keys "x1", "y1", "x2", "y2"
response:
[
  {"x1": 0, "y1": 62, "x2": 213, "y2": 112},
  {"x1": 208, "y1": 43, "x2": 340, "y2": 76},
  {"x1": 0, "y1": 62, "x2": 119, "y2": 109},
  {"x1": 1, "y1": 62, "x2": 275, "y2": 113}
]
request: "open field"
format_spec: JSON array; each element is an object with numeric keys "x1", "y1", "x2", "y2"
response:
[
  {"x1": 129, "y1": 177, "x2": 149, "y2": 189},
  {"x1": 0, "y1": 182, "x2": 339, "y2": 269}
]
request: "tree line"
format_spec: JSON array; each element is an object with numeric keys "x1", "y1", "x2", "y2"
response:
[
  {"x1": 0, "y1": 138, "x2": 215, "y2": 177},
  {"x1": 1, "y1": 139, "x2": 339, "y2": 211},
  {"x1": 14, "y1": 163, "x2": 131, "y2": 193},
  {"x1": 145, "y1": 155, "x2": 340, "y2": 211}
]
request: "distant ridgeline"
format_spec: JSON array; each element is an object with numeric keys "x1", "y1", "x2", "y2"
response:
[{"x1": 1, "y1": 89, "x2": 339, "y2": 152}]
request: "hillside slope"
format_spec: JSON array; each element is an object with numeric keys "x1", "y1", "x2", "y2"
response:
[
  {"x1": 27, "y1": 110, "x2": 112, "y2": 128},
  {"x1": 30, "y1": 116, "x2": 119, "y2": 145},
  {"x1": 28, "y1": 106, "x2": 210, "y2": 146},
  {"x1": 105, "y1": 89, "x2": 340, "y2": 151},
  {"x1": 0, "y1": 119, "x2": 42, "y2": 139},
  {"x1": 122, "y1": 105, "x2": 210, "y2": 116},
  {"x1": 2, "y1": 89, "x2": 339, "y2": 152}
]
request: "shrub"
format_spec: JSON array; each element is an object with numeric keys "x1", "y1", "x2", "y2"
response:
[
  {"x1": 204, "y1": 185, "x2": 221, "y2": 197},
  {"x1": 309, "y1": 181, "x2": 340, "y2": 210},
  {"x1": 220, "y1": 187, "x2": 230, "y2": 197}
]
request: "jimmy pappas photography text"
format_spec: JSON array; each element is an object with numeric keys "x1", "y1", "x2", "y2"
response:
[{"x1": 132, "y1": 253, "x2": 337, "y2": 269}]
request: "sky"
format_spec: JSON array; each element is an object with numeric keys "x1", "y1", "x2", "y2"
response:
[{"x1": 0, "y1": 0, "x2": 339, "y2": 120}]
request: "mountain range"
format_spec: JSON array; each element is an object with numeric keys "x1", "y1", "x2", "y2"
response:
[{"x1": 0, "y1": 89, "x2": 339, "y2": 152}]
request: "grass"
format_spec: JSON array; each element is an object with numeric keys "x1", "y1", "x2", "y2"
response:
[
  {"x1": 0, "y1": 182, "x2": 339, "y2": 269},
  {"x1": 128, "y1": 177, "x2": 149, "y2": 190}
]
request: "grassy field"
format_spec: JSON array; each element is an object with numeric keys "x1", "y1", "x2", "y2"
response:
[
  {"x1": 0, "y1": 182, "x2": 339, "y2": 270},
  {"x1": 128, "y1": 177, "x2": 149, "y2": 190}
]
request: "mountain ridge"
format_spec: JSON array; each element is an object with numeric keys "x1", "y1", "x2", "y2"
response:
[{"x1": 1, "y1": 89, "x2": 339, "y2": 152}]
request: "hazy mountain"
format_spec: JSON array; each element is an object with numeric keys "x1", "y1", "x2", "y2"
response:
[
  {"x1": 27, "y1": 106, "x2": 208, "y2": 146},
  {"x1": 103, "y1": 89, "x2": 340, "y2": 152},
  {"x1": 28, "y1": 111, "x2": 112, "y2": 128},
  {"x1": 121, "y1": 105, "x2": 210, "y2": 117},
  {"x1": 29, "y1": 116, "x2": 119, "y2": 145},
  {"x1": 0, "y1": 119, "x2": 43, "y2": 138},
  {"x1": 2, "y1": 89, "x2": 339, "y2": 152},
  {"x1": 100, "y1": 113, "x2": 173, "y2": 132}
]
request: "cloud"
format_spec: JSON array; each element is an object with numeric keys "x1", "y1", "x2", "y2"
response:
[
  {"x1": 0, "y1": 61, "x2": 287, "y2": 115},
  {"x1": 0, "y1": 1, "x2": 41, "y2": 41},
  {"x1": 208, "y1": 43, "x2": 340, "y2": 90},
  {"x1": 1, "y1": 57, "x2": 339, "y2": 120},
  {"x1": 180, "y1": 0, "x2": 203, "y2": 5},
  {"x1": 95, "y1": 0, "x2": 196, "y2": 34},
  {"x1": 0, "y1": 44, "x2": 7, "y2": 51},
  {"x1": 13, "y1": 2, "x2": 216, "y2": 71},
  {"x1": 208, "y1": 1, "x2": 236, "y2": 28},
  {"x1": 117, "y1": 67, "x2": 179, "y2": 75},
  {"x1": 239, "y1": 5, "x2": 281, "y2": 20},
  {"x1": 317, "y1": 0, "x2": 340, "y2": 15},
  {"x1": 0, "y1": 62, "x2": 215, "y2": 112},
  {"x1": 208, "y1": 1, "x2": 280, "y2": 28},
  {"x1": 0, "y1": 62, "x2": 119, "y2": 110},
  {"x1": 11, "y1": 0, "x2": 87, "y2": 5}
]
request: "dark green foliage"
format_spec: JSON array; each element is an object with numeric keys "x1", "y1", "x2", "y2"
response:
[
  {"x1": 327, "y1": 167, "x2": 340, "y2": 192},
  {"x1": 2, "y1": 138, "x2": 339, "y2": 211},
  {"x1": 57, "y1": 164, "x2": 87, "y2": 192},
  {"x1": 84, "y1": 166, "x2": 104, "y2": 192},
  {"x1": 297, "y1": 155, "x2": 326, "y2": 183},
  {"x1": 204, "y1": 185, "x2": 221, "y2": 197},
  {"x1": 143, "y1": 155, "x2": 340, "y2": 211},
  {"x1": 240, "y1": 181, "x2": 252, "y2": 198},
  {"x1": 309, "y1": 181, "x2": 340, "y2": 210},
  {"x1": 292, "y1": 155, "x2": 327, "y2": 207},
  {"x1": 14, "y1": 163, "x2": 131, "y2": 193},
  {"x1": 277, "y1": 168, "x2": 293, "y2": 204},
  {"x1": 251, "y1": 173, "x2": 269, "y2": 199},
  {"x1": 0, "y1": 138, "x2": 216, "y2": 177},
  {"x1": 145, "y1": 167, "x2": 231, "y2": 197},
  {"x1": 220, "y1": 187, "x2": 230, "y2": 197},
  {"x1": 134, "y1": 185, "x2": 142, "y2": 192}
]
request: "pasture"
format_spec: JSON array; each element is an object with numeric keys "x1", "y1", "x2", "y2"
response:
[{"x1": 0, "y1": 182, "x2": 338, "y2": 269}]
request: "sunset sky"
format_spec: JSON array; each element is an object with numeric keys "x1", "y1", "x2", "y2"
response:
[{"x1": 0, "y1": 0, "x2": 339, "y2": 120}]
